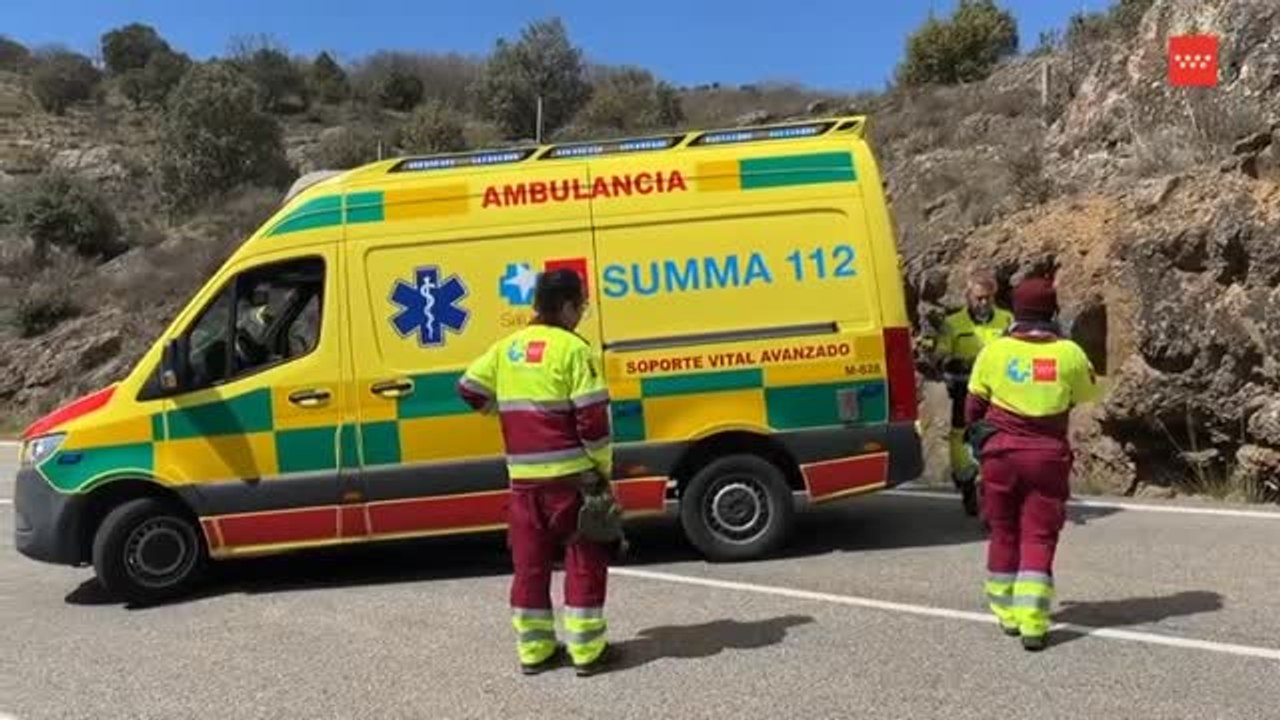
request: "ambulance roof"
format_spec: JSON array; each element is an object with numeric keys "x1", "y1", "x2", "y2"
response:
[{"x1": 254, "y1": 114, "x2": 870, "y2": 243}]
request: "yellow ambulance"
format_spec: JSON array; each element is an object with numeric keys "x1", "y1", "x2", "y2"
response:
[{"x1": 14, "y1": 115, "x2": 923, "y2": 603}]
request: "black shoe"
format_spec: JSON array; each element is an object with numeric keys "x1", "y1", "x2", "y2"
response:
[
  {"x1": 574, "y1": 643, "x2": 614, "y2": 677},
  {"x1": 1000, "y1": 624, "x2": 1020, "y2": 637},
  {"x1": 1021, "y1": 635, "x2": 1047, "y2": 652},
  {"x1": 520, "y1": 645, "x2": 565, "y2": 675}
]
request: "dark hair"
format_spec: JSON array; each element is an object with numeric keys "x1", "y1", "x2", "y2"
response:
[{"x1": 533, "y1": 268, "x2": 585, "y2": 317}]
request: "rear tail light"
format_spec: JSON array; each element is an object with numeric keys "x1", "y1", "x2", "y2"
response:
[{"x1": 883, "y1": 327, "x2": 917, "y2": 422}]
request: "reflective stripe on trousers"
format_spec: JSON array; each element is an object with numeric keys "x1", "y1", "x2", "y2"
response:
[
  {"x1": 1011, "y1": 571, "x2": 1055, "y2": 637},
  {"x1": 985, "y1": 572, "x2": 1018, "y2": 630},
  {"x1": 563, "y1": 605, "x2": 607, "y2": 666},
  {"x1": 512, "y1": 607, "x2": 557, "y2": 666}
]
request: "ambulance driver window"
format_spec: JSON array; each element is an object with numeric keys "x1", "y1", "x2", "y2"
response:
[{"x1": 182, "y1": 256, "x2": 325, "y2": 391}]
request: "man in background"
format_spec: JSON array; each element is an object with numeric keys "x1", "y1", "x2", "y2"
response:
[{"x1": 930, "y1": 271, "x2": 1013, "y2": 516}]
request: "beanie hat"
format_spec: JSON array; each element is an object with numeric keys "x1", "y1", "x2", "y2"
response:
[{"x1": 1011, "y1": 277, "x2": 1058, "y2": 321}]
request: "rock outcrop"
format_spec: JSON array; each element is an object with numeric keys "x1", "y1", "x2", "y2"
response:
[{"x1": 896, "y1": 0, "x2": 1280, "y2": 498}]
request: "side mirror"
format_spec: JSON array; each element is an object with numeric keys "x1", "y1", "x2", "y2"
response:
[{"x1": 160, "y1": 337, "x2": 190, "y2": 394}]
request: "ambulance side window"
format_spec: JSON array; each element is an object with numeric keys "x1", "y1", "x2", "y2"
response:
[
  {"x1": 186, "y1": 288, "x2": 234, "y2": 390},
  {"x1": 181, "y1": 256, "x2": 325, "y2": 391}
]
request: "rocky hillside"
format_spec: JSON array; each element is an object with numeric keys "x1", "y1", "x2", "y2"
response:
[
  {"x1": 895, "y1": 0, "x2": 1280, "y2": 500},
  {"x1": 1, "y1": 0, "x2": 1277, "y2": 502}
]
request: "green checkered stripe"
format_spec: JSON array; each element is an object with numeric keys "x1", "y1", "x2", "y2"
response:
[
  {"x1": 353, "y1": 372, "x2": 476, "y2": 467},
  {"x1": 352, "y1": 368, "x2": 887, "y2": 466},
  {"x1": 145, "y1": 388, "x2": 361, "y2": 473},
  {"x1": 38, "y1": 442, "x2": 157, "y2": 494},
  {"x1": 37, "y1": 369, "x2": 887, "y2": 492},
  {"x1": 736, "y1": 151, "x2": 857, "y2": 189},
  {"x1": 41, "y1": 388, "x2": 363, "y2": 494},
  {"x1": 609, "y1": 368, "x2": 887, "y2": 443}
]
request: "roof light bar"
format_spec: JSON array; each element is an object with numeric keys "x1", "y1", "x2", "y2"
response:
[
  {"x1": 542, "y1": 134, "x2": 683, "y2": 160},
  {"x1": 389, "y1": 148, "x2": 537, "y2": 173},
  {"x1": 691, "y1": 121, "x2": 835, "y2": 147}
]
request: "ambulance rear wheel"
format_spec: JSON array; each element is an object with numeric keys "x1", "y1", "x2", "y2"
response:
[
  {"x1": 92, "y1": 497, "x2": 207, "y2": 606},
  {"x1": 680, "y1": 453, "x2": 795, "y2": 562}
]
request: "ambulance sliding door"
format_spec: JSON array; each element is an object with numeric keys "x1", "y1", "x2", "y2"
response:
[{"x1": 343, "y1": 163, "x2": 599, "y2": 540}]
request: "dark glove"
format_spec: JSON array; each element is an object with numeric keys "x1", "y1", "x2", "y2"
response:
[
  {"x1": 963, "y1": 419, "x2": 997, "y2": 458},
  {"x1": 575, "y1": 470, "x2": 627, "y2": 549}
]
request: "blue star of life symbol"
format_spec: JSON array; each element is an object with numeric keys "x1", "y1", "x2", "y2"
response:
[
  {"x1": 1005, "y1": 358, "x2": 1031, "y2": 383},
  {"x1": 390, "y1": 266, "x2": 469, "y2": 347},
  {"x1": 500, "y1": 262, "x2": 539, "y2": 306},
  {"x1": 506, "y1": 339, "x2": 525, "y2": 362}
]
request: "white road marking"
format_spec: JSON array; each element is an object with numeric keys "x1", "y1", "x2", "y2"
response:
[
  {"x1": 612, "y1": 567, "x2": 1280, "y2": 662},
  {"x1": 0, "y1": 499, "x2": 11, "y2": 505},
  {"x1": 883, "y1": 489, "x2": 1280, "y2": 520}
]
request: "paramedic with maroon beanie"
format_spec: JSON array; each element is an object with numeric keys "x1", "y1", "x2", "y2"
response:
[
  {"x1": 963, "y1": 276, "x2": 1100, "y2": 651},
  {"x1": 455, "y1": 268, "x2": 616, "y2": 677}
]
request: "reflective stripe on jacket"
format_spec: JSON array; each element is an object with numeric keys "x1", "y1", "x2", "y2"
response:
[
  {"x1": 965, "y1": 331, "x2": 1100, "y2": 447},
  {"x1": 456, "y1": 323, "x2": 612, "y2": 481}
]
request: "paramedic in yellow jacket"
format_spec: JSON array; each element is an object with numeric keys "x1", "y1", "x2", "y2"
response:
[
  {"x1": 933, "y1": 273, "x2": 1013, "y2": 515},
  {"x1": 455, "y1": 268, "x2": 616, "y2": 678}
]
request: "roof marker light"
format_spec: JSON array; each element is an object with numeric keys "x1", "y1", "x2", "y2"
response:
[
  {"x1": 543, "y1": 135, "x2": 681, "y2": 160},
  {"x1": 390, "y1": 148, "x2": 536, "y2": 173},
  {"x1": 691, "y1": 121, "x2": 835, "y2": 147}
]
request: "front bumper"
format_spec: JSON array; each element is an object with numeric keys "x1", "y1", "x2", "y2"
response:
[{"x1": 13, "y1": 468, "x2": 87, "y2": 566}]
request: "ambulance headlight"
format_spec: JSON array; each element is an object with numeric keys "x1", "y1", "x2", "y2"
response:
[{"x1": 21, "y1": 433, "x2": 65, "y2": 469}]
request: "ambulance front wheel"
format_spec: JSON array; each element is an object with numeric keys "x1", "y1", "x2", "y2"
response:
[
  {"x1": 680, "y1": 453, "x2": 795, "y2": 562},
  {"x1": 91, "y1": 497, "x2": 208, "y2": 606}
]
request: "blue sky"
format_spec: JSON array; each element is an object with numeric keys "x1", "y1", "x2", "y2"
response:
[{"x1": 2, "y1": 1, "x2": 1105, "y2": 92}]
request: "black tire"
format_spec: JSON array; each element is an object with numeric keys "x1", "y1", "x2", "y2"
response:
[
  {"x1": 91, "y1": 497, "x2": 207, "y2": 605},
  {"x1": 679, "y1": 453, "x2": 796, "y2": 562}
]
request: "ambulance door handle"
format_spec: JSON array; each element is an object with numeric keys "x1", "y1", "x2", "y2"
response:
[
  {"x1": 288, "y1": 388, "x2": 331, "y2": 407},
  {"x1": 371, "y1": 378, "x2": 414, "y2": 399}
]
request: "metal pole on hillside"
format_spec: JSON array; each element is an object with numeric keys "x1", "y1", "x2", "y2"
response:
[
  {"x1": 536, "y1": 96, "x2": 544, "y2": 144},
  {"x1": 1040, "y1": 61, "x2": 1051, "y2": 109}
]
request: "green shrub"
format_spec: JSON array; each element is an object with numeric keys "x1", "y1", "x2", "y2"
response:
[
  {"x1": 28, "y1": 49, "x2": 103, "y2": 115},
  {"x1": 896, "y1": 0, "x2": 1019, "y2": 87},
  {"x1": 472, "y1": 17, "x2": 592, "y2": 139},
  {"x1": 156, "y1": 61, "x2": 294, "y2": 214},
  {"x1": 118, "y1": 49, "x2": 191, "y2": 109},
  {"x1": 226, "y1": 36, "x2": 310, "y2": 113},
  {"x1": 309, "y1": 51, "x2": 350, "y2": 104},
  {"x1": 100, "y1": 23, "x2": 171, "y2": 75},
  {"x1": 400, "y1": 101, "x2": 466, "y2": 154},
  {"x1": 16, "y1": 286, "x2": 81, "y2": 338},
  {"x1": 0, "y1": 36, "x2": 31, "y2": 71},
  {"x1": 376, "y1": 67, "x2": 424, "y2": 111},
  {"x1": 14, "y1": 171, "x2": 123, "y2": 259},
  {"x1": 1066, "y1": 0, "x2": 1154, "y2": 47},
  {"x1": 579, "y1": 66, "x2": 684, "y2": 133},
  {"x1": 350, "y1": 51, "x2": 480, "y2": 113},
  {"x1": 311, "y1": 125, "x2": 388, "y2": 169}
]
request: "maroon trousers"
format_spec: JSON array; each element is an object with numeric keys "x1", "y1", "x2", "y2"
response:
[
  {"x1": 980, "y1": 446, "x2": 1072, "y2": 578},
  {"x1": 507, "y1": 480, "x2": 609, "y2": 610}
]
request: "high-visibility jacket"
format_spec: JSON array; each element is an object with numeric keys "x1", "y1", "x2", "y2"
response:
[
  {"x1": 456, "y1": 322, "x2": 612, "y2": 481},
  {"x1": 936, "y1": 307, "x2": 1014, "y2": 377},
  {"x1": 965, "y1": 328, "x2": 1100, "y2": 449}
]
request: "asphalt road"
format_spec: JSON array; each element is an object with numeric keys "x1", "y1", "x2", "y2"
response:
[{"x1": 3, "y1": 443, "x2": 1280, "y2": 719}]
